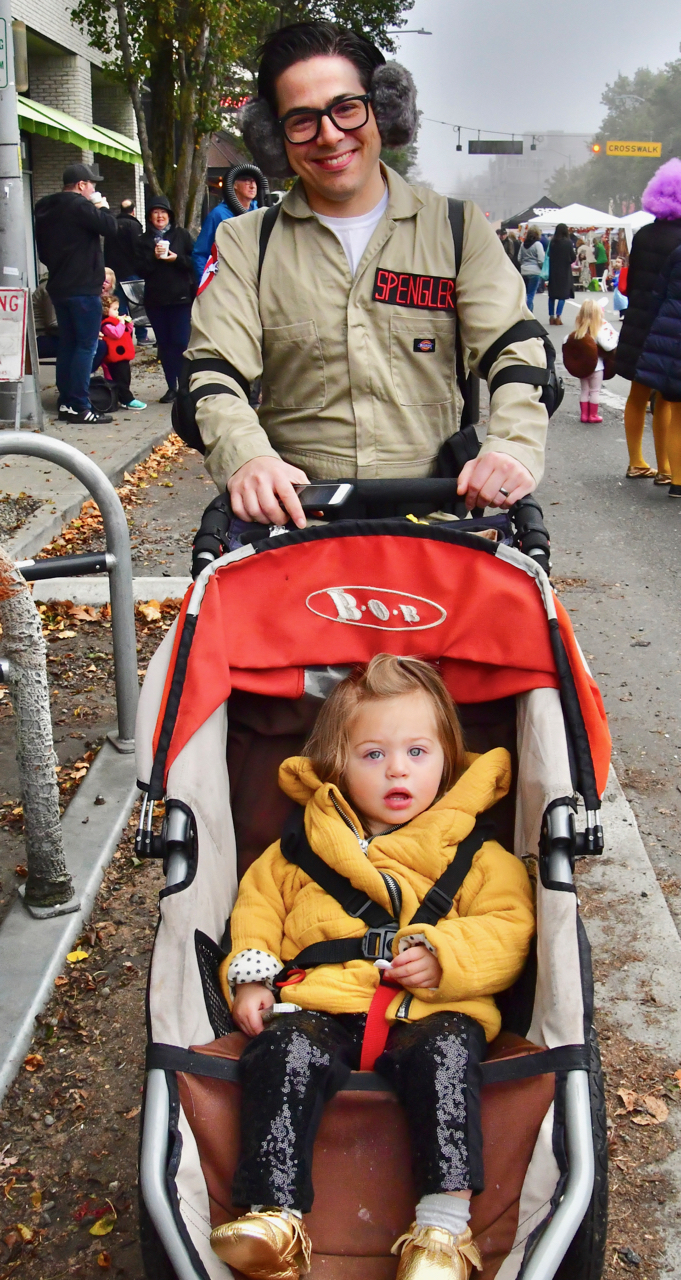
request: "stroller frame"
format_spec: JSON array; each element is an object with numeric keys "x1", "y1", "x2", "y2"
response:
[{"x1": 136, "y1": 514, "x2": 609, "y2": 1280}]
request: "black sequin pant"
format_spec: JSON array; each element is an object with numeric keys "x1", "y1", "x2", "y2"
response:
[{"x1": 233, "y1": 1009, "x2": 486, "y2": 1213}]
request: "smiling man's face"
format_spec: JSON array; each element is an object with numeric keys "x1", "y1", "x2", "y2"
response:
[{"x1": 276, "y1": 55, "x2": 383, "y2": 216}]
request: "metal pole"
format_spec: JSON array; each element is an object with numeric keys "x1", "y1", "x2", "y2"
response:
[
  {"x1": 0, "y1": 432, "x2": 138, "y2": 749},
  {"x1": 0, "y1": 3, "x2": 41, "y2": 428}
]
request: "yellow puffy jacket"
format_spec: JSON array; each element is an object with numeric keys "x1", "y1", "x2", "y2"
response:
[{"x1": 220, "y1": 748, "x2": 535, "y2": 1042}]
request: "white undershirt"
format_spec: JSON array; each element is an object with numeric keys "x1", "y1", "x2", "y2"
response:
[{"x1": 314, "y1": 185, "x2": 389, "y2": 276}]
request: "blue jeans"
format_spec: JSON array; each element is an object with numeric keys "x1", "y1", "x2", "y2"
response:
[
  {"x1": 146, "y1": 303, "x2": 192, "y2": 391},
  {"x1": 53, "y1": 295, "x2": 102, "y2": 411},
  {"x1": 548, "y1": 298, "x2": 565, "y2": 317},
  {"x1": 523, "y1": 275, "x2": 541, "y2": 312}
]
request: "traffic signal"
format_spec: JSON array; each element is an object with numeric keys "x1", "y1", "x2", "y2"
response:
[{"x1": 591, "y1": 143, "x2": 602, "y2": 153}]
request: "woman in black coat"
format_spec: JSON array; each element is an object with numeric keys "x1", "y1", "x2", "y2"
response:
[
  {"x1": 136, "y1": 195, "x2": 195, "y2": 403},
  {"x1": 547, "y1": 223, "x2": 575, "y2": 326},
  {"x1": 636, "y1": 243, "x2": 681, "y2": 497},
  {"x1": 615, "y1": 159, "x2": 681, "y2": 480}
]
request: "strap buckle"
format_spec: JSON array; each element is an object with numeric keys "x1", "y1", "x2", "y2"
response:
[
  {"x1": 361, "y1": 924, "x2": 398, "y2": 962},
  {"x1": 420, "y1": 884, "x2": 453, "y2": 919},
  {"x1": 346, "y1": 893, "x2": 379, "y2": 919}
]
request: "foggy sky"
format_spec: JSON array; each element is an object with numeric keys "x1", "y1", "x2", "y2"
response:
[{"x1": 390, "y1": 0, "x2": 681, "y2": 194}]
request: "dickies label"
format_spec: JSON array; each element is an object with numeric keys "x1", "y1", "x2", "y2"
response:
[
  {"x1": 372, "y1": 269, "x2": 456, "y2": 311},
  {"x1": 413, "y1": 338, "x2": 436, "y2": 352}
]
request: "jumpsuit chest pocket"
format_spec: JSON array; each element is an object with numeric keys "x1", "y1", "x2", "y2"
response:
[
  {"x1": 389, "y1": 315, "x2": 455, "y2": 406},
  {"x1": 262, "y1": 319, "x2": 326, "y2": 410}
]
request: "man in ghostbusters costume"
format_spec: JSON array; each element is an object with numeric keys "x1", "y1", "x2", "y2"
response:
[{"x1": 186, "y1": 22, "x2": 549, "y2": 528}]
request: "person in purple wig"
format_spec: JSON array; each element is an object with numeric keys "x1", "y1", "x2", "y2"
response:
[{"x1": 615, "y1": 158, "x2": 681, "y2": 482}]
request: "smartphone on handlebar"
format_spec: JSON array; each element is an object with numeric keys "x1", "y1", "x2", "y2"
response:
[{"x1": 293, "y1": 483, "x2": 353, "y2": 511}]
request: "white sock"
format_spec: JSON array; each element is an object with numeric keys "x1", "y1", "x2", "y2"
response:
[
  {"x1": 415, "y1": 1193, "x2": 470, "y2": 1237},
  {"x1": 251, "y1": 1205, "x2": 302, "y2": 1220}
]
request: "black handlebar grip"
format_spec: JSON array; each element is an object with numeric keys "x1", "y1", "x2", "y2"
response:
[
  {"x1": 191, "y1": 492, "x2": 233, "y2": 579},
  {"x1": 510, "y1": 495, "x2": 551, "y2": 576}
]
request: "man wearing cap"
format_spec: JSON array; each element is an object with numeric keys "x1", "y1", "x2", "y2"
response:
[
  {"x1": 186, "y1": 22, "x2": 551, "y2": 528},
  {"x1": 192, "y1": 168, "x2": 259, "y2": 283},
  {"x1": 34, "y1": 163, "x2": 117, "y2": 424}
]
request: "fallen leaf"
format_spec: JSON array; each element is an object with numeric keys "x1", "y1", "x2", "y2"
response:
[
  {"x1": 97, "y1": 1252, "x2": 111, "y2": 1268},
  {"x1": 3, "y1": 1178, "x2": 15, "y2": 1199},
  {"x1": 617, "y1": 1088, "x2": 637, "y2": 1112},
  {"x1": 66, "y1": 949, "x2": 89, "y2": 964},
  {"x1": 674, "y1": 1069, "x2": 681, "y2": 1082},
  {"x1": 57, "y1": 629, "x2": 77, "y2": 639},
  {"x1": 138, "y1": 601, "x2": 162, "y2": 622},
  {"x1": 90, "y1": 1212, "x2": 116, "y2": 1237},
  {"x1": 123, "y1": 1106, "x2": 140, "y2": 1120},
  {"x1": 54, "y1": 975, "x2": 69, "y2": 987},
  {"x1": 30, "y1": 1189, "x2": 41, "y2": 1209},
  {"x1": 16, "y1": 1223, "x2": 34, "y2": 1242},
  {"x1": 642, "y1": 1094, "x2": 669, "y2": 1123},
  {"x1": 23, "y1": 1054, "x2": 44, "y2": 1073},
  {"x1": 68, "y1": 606, "x2": 98, "y2": 622},
  {"x1": 14, "y1": 864, "x2": 27, "y2": 877}
]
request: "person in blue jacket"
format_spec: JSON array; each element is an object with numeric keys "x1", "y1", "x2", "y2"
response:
[{"x1": 192, "y1": 168, "x2": 258, "y2": 282}]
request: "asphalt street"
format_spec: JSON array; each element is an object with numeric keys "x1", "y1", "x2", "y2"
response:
[{"x1": 531, "y1": 289, "x2": 681, "y2": 933}]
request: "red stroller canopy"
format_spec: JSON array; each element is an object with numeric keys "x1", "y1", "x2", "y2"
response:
[{"x1": 154, "y1": 529, "x2": 610, "y2": 795}]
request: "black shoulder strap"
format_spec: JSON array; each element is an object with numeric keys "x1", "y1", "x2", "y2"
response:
[
  {"x1": 447, "y1": 197, "x2": 465, "y2": 275},
  {"x1": 258, "y1": 202, "x2": 282, "y2": 281},
  {"x1": 408, "y1": 819, "x2": 495, "y2": 928},
  {"x1": 281, "y1": 807, "x2": 394, "y2": 930},
  {"x1": 446, "y1": 198, "x2": 478, "y2": 432},
  {"x1": 478, "y1": 318, "x2": 547, "y2": 381}
]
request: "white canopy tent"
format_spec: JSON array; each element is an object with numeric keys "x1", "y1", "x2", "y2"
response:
[{"x1": 525, "y1": 202, "x2": 624, "y2": 230}]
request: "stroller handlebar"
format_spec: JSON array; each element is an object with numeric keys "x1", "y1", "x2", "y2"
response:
[{"x1": 190, "y1": 482, "x2": 550, "y2": 579}]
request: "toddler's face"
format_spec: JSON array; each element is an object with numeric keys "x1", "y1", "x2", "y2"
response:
[{"x1": 343, "y1": 691, "x2": 445, "y2": 836}]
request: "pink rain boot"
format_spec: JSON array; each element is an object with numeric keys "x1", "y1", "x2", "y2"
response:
[
  {"x1": 589, "y1": 403, "x2": 603, "y2": 422},
  {"x1": 580, "y1": 402, "x2": 589, "y2": 422}
]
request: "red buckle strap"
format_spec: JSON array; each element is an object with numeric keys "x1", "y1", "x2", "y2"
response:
[{"x1": 360, "y1": 977, "x2": 401, "y2": 1071}]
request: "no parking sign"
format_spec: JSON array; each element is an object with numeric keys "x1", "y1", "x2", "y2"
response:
[{"x1": 0, "y1": 289, "x2": 27, "y2": 381}]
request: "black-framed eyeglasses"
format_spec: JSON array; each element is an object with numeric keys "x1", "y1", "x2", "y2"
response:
[{"x1": 279, "y1": 94, "x2": 371, "y2": 145}]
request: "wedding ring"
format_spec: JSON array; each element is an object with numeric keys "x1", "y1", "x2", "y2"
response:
[{"x1": 498, "y1": 487, "x2": 510, "y2": 497}]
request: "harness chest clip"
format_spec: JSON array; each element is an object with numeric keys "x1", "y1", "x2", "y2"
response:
[{"x1": 361, "y1": 923, "x2": 398, "y2": 962}]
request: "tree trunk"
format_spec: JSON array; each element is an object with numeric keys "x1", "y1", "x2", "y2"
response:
[
  {"x1": 148, "y1": 40, "x2": 177, "y2": 197},
  {"x1": 0, "y1": 548, "x2": 74, "y2": 908},
  {"x1": 187, "y1": 131, "x2": 212, "y2": 237},
  {"x1": 172, "y1": 73, "x2": 197, "y2": 227},
  {"x1": 114, "y1": 0, "x2": 163, "y2": 195}
]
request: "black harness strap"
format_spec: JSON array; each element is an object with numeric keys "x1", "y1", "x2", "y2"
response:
[
  {"x1": 477, "y1": 318, "x2": 548, "y2": 381},
  {"x1": 258, "y1": 203, "x2": 282, "y2": 281},
  {"x1": 183, "y1": 355, "x2": 251, "y2": 401},
  {"x1": 146, "y1": 1041, "x2": 590, "y2": 1087},
  {"x1": 488, "y1": 365, "x2": 551, "y2": 398},
  {"x1": 281, "y1": 808, "x2": 394, "y2": 930},
  {"x1": 409, "y1": 821, "x2": 496, "y2": 927}
]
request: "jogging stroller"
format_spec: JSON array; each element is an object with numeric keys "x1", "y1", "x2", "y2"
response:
[{"x1": 135, "y1": 479, "x2": 611, "y2": 1280}]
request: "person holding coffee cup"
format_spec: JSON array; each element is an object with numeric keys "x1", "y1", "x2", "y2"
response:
[{"x1": 136, "y1": 195, "x2": 196, "y2": 403}]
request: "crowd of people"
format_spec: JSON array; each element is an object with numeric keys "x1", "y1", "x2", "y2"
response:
[{"x1": 32, "y1": 161, "x2": 259, "y2": 423}]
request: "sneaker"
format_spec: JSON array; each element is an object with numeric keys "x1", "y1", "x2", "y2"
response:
[
  {"x1": 57, "y1": 404, "x2": 77, "y2": 421},
  {"x1": 668, "y1": 484, "x2": 681, "y2": 498},
  {"x1": 210, "y1": 1211, "x2": 311, "y2": 1279},
  {"x1": 159, "y1": 387, "x2": 177, "y2": 404},
  {"x1": 71, "y1": 409, "x2": 113, "y2": 424},
  {"x1": 126, "y1": 399, "x2": 147, "y2": 410}
]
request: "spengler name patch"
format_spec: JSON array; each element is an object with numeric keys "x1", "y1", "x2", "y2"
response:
[{"x1": 372, "y1": 269, "x2": 456, "y2": 311}]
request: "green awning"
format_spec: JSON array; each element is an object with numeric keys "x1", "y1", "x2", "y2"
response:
[{"x1": 17, "y1": 95, "x2": 143, "y2": 165}]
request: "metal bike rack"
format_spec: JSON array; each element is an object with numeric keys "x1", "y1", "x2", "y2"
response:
[{"x1": 0, "y1": 431, "x2": 138, "y2": 750}]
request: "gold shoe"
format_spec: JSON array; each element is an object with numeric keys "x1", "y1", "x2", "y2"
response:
[
  {"x1": 392, "y1": 1223, "x2": 482, "y2": 1280},
  {"x1": 210, "y1": 1210, "x2": 312, "y2": 1280}
]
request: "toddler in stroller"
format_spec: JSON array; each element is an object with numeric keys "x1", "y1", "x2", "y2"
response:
[{"x1": 211, "y1": 655, "x2": 535, "y2": 1280}]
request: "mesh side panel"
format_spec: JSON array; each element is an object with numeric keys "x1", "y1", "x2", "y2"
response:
[{"x1": 195, "y1": 930, "x2": 233, "y2": 1038}]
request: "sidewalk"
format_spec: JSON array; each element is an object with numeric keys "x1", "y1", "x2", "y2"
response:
[{"x1": 1, "y1": 355, "x2": 173, "y2": 561}]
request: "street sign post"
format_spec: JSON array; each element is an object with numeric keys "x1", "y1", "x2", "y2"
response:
[
  {"x1": 0, "y1": 288, "x2": 27, "y2": 381},
  {"x1": 605, "y1": 141, "x2": 662, "y2": 157},
  {"x1": 0, "y1": 19, "x2": 8, "y2": 89}
]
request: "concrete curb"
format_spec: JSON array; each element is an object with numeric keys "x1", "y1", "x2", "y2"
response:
[
  {"x1": 31, "y1": 576, "x2": 191, "y2": 605},
  {"x1": 0, "y1": 740, "x2": 138, "y2": 1103},
  {"x1": 580, "y1": 767, "x2": 681, "y2": 1275},
  {"x1": 4, "y1": 421, "x2": 171, "y2": 563}
]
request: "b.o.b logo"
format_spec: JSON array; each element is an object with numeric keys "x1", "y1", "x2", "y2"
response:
[{"x1": 306, "y1": 586, "x2": 446, "y2": 631}]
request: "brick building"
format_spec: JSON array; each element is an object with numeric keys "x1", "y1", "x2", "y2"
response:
[{"x1": 11, "y1": 2, "x2": 143, "y2": 285}]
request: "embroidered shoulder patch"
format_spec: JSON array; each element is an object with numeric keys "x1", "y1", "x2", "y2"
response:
[
  {"x1": 197, "y1": 242, "x2": 219, "y2": 295},
  {"x1": 373, "y1": 269, "x2": 456, "y2": 311}
]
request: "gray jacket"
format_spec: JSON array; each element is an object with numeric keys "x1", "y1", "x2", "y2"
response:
[{"x1": 519, "y1": 241, "x2": 545, "y2": 277}]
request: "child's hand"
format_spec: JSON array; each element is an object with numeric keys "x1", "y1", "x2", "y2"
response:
[
  {"x1": 389, "y1": 945, "x2": 442, "y2": 990},
  {"x1": 232, "y1": 982, "x2": 276, "y2": 1036}
]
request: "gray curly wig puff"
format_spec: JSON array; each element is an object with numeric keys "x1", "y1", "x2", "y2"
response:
[{"x1": 238, "y1": 22, "x2": 417, "y2": 180}]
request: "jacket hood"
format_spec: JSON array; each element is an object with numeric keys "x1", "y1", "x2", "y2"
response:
[
  {"x1": 278, "y1": 748, "x2": 512, "y2": 882},
  {"x1": 146, "y1": 195, "x2": 174, "y2": 221}
]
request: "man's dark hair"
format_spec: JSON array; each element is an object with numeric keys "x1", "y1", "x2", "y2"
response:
[{"x1": 257, "y1": 21, "x2": 385, "y2": 114}]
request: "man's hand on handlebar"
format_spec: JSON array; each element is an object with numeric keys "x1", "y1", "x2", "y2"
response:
[
  {"x1": 227, "y1": 456, "x2": 310, "y2": 529},
  {"x1": 457, "y1": 452, "x2": 535, "y2": 511}
]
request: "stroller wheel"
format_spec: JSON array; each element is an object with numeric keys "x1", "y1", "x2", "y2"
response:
[{"x1": 554, "y1": 1023, "x2": 608, "y2": 1280}]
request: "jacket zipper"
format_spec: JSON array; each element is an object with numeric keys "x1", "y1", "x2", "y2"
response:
[{"x1": 330, "y1": 795, "x2": 403, "y2": 919}]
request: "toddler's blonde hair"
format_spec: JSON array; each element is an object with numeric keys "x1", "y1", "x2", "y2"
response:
[
  {"x1": 305, "y1": 653, "x2": 466, "y2": 796},
  {"x1": 574, "y1": 298, "x2": 605, "y2": 341}
]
